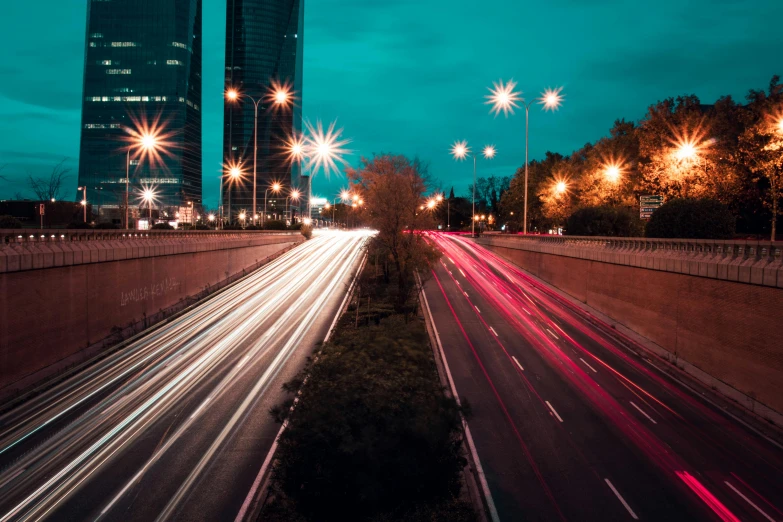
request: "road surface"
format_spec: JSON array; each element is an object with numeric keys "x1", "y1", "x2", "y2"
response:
[
  {"x1": 423, "y1": 232, "x2": 783, "y2": 522},
  {"x1": 0, "y1": 230, "x2": 369, "y2": 522}
]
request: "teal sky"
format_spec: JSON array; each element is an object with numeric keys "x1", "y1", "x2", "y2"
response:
[{"x1": 0, "y1": 0, "x2": 780, "y2": 206}]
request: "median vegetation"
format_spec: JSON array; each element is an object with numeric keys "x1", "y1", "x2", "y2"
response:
[{"x1": 262, "y1": 155, "x2": 477, "y2": 522}]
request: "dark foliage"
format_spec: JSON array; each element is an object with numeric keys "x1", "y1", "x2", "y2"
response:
[
  {"x1": 151, "y1": 222, "x2": 174, "y2": 230},
  {"x1": 66, "y1": 221, "x2": 92, "y2": 229},
  {"x1": 566, "y1": 206, "x2": 645, "y2": 237},
  {"x1": 265, "y1": 251, "x2": 472, "y2": 522},
  {"x1": 263, "y1": 220, "x2": 287, "y2": 230},
  {"x1": 0, "y1": 215, "x2": 23, "y2": 229},
  {"x1": 94, "y1": 222, "x2": 119, "y2": 229},
  {"x1": 645, "y1": 198, "x2": 736, "y2": 239}
]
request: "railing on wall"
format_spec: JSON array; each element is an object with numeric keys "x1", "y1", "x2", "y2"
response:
[
  {"x1": 475, "y1": 235, "x2": 783, "y2": 288},
  {"x1": 0, "y1": 229, "x2": 297, "y2": 245}
]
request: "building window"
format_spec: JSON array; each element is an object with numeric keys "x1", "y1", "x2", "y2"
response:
[
  {"x1": 99, "y1": 60, "x2": 112, "y2": 65},
  {"x1": 90, "y1": 33, "x2": 103, "y2": 38},
  {"x1": 106, "y1": 69, "x2": 131, "y2": 75},
  {"x1": 166, "y1": 60, "x2": 183, "y2": 66},
  {"x1": 110, "y1": 42, "x2": 137, "y2": 47},
  {"x1": 171, "y1": 42, "x2": 188, "y2": 50}
]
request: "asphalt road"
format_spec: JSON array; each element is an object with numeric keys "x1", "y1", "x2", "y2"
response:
[
  {"x1": 0, "y1": 230, "x2": 369, "y2": 522},
  {"x1": 423, "y1": 232, "x2": 783, "y2": 522}
]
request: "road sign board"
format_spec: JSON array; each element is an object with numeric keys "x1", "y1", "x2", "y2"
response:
[
  {"x1": 39, "y1": 204, "x2": 45, "y2": 216},
  {"x1": 640, "y1": 195, "x2": 664, "y2": 219}
]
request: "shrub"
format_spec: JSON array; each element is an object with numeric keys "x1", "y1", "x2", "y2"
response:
[
  {"x1": 151, "y1": 222, "x2": 174, "y2": 230},
  {"x1": 94, "y1": 222, "x2": 119, "y2": 229},
  {"x1": 0, "y1": 215, "x2": 23, "y2": 229},
  {"x1": 263, "y1": 219, "x2": 287, "y2": 230},
  {"x1": 645, "y1": 198, "x2": 735, "y2": 239},
  {"x1": 66, "y1": 221, "x2": 92, "y2": 229},
  {"x1": 566, "y1": 205, "x2": 644, "y2": 237},
  {"x1": 288, "y1": 223, "x2": 302, "y2": 231},
  {"x1": 300, "y1": 224, "x2": 312, "y2": 239}
]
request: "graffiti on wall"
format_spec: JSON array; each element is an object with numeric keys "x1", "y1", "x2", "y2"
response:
[{"x1": 120, "y1": 277, "x2": 182, "y2": 307}]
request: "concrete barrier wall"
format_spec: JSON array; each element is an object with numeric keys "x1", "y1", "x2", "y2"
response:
[
  {"x1": 475, "y1": 235, "x2": 783, "y2": 417},
  {"x1": 0, "y1": 231, "x2": 302, "y2": 394}
]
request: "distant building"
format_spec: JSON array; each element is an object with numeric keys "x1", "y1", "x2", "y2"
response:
[
  {"x1": 77, "y1": 0, "x2": 203, "y2": 213},
  {"x1": 223, "y1": 0, "x2": 305, "y2": 222}
]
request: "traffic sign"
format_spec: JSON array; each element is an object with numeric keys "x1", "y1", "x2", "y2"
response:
[{"x1": 640, "y1": 195, "x2": 664, "y2": 219}]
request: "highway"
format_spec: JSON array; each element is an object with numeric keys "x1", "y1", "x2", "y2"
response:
[
  {"x1": 0, "y1": 230, "x2": 369, "y2": 522},
  {"x1": 422, "y1": 233, "x2": 783, "y2": 522}
]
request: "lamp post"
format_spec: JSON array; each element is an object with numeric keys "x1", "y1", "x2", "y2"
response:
[
  {"x1": 451, "y1": 142, "x2": 496, "y2": 236},
  {"x1": 77, "y1": 186, "x2": 87, "y2": 223},
  {"x1": 227, "y1": 85, "x2": 292, "y2": 227},
  {"x1": 286, "y1": 189, "x2": 301, "y2": 225},
  {"x1": 264, "y1": 182, "x2": 282, "y2": 226},
  {"x1": 486, "y1": 80, "x2": 563, "y2": 234},
  {"x1": 125, "y1": 132, "x2": 161, "y2": 230},
  {"x1": 142, "y1": 188, "x2": 155, "y2": 222}
]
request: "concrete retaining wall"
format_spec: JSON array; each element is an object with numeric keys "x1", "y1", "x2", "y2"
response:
[
  {"x1": 475, "y1": 235, "x2": 783, "y2": 417},
  {"x1": 0, "y1": 231, "x2": 303, "y2": 395}
]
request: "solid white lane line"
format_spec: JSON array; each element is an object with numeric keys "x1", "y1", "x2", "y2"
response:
[
  {"x1": 724, "y1": 481, "x2": 776, "y2": 522},
  {"x1": 546, "y1": 328, "x2": 559, "y2": 340},
  {"x1": 236, "y1": 355, "x2": 250, "y2": 369},
  {"x1": 512, "y1": 356, "x2": 524, "y2": 372},
  {"x1": 419, "y1": 274, "x2": 500, "y2": 522},
  {"x1": 580, "y1": 358, "x2": 598, "y2": 373},
  {"x1": 605, "y1": 478, "x2": 639, "y2": 520},
  {"x1": 629, "y1": 401, "x2": 657, "y2": 424},
  {"x1": 489, "y1": 327, "x2": 498, "y2": 337},
  {"x1": 475, "y1": 306, "x2": 481, "y2": 314},
  {"x1": 545, "y1": 401, "x2": 563, "y2": 422}
]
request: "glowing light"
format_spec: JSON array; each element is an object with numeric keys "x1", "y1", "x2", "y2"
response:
[
  {"x1": 486, "y1": 79, "x2": 522, "y2": 117},
  {"x1": 555, "y1": 180, "x2": 568, "y2": 194},
  {"x1": 604, "y1": 163, "x2": 622, "y2": 183},
  {"x1": 267, "y1": 79, "x2": 295, "y2": 109},
  {"x1": 358, "y1": 199, "x2": 364, "y2": 205},
  {"x1": 285, "y1": 133, "x2": 307, "y2": 164},
  {"x1": 676, "y1": 142, "x2": 697, "y2": 161},
  {"x1": 81, "y1": 199, "x2": 87, "y2": 206},
  {"x1": 483, "y1": 145, "x2": 497, "y2": 159},
  {"x1": 778, "y1": 117, "x2": 783, "y2": 133},
  {"x1": 436, "y1": 194, "x2": 444, "y2": 202},
  {"x1": 670, "y1": 124, "x2": 711, "y2": 163},
  {"x1": 340, "y1": 190, "x2": 350, "y2": 200},
  {"x1": 539, "y1": 87, "x2": 564, "y2": 111},
  {"x1": 290, "y1": 189, "x2": 301, "y2": 200},
  {"x1": 239, "y1": 212, "x2": 246, "y2": 220},
  {"x1": 208, "y1": 214, "x2": 215, "y2": 221},
  {"x1": 303, "y1": 218, "x2": 312, "y2": 225},
  {"x1": 124, "y1": 113, "x2": 175, "y2": 171},
  {"x1": 451, "y1": 140, "x2": 470, "y2": 160},
  {"x1": 304, "y1": 120, "x2": 352, "y2": 178},
  {"x1": 324, "y1": 203, "x2": 331, "y2": 209},
  {"x1": 427, "y1": 199, "x2": 437, "y2": 209},
  {"x1": 271, "y1": 182, "x2": 282, "y2": 193},
  {"x1": 142, "y1": 188, "x2": 155, "y2": 203},
  {"x1": 225, "y1": 89, "x2": 239, "y2": 101}
]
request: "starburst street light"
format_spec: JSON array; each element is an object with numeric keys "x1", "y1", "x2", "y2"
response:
[
  {"x1": 263, "y1": 181, "x2": 283, "y2": 225},
  {"x1": 603, "y1": 162, "x2": 623, "y2": 183},
  {"x1": 554, "y1": 180, "x2": 568, "y2": 195},
  {"x1": 223, "y1": 160, "x2": 244, "y2": 226},
  {"x1": 139, "y1": 186, "x2": 158, "y2": 221},
  {"x1": 304, "y1": 119, "x2": 352, "y2": 178},
  {"x1": 286, "y1": 189, "x2": 301, "y2": 224},
  {"x1": 486, "y1": 79, "x2": 522, "y2": 117},
  {"x1": 450, "y1": 141, "x2": 497, "y2": 236},
  {"x1": 267, "y1": 79, "x2": 295, "y2": 109},
  {"x1": 486, "y1": 80, "x2": 565, "y2": 235}
]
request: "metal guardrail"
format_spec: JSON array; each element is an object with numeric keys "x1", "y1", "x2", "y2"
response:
[{"x1": 475, "y1": 235, "x2": 783, "y2": 288}]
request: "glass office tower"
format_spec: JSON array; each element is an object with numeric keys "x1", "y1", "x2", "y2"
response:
[
  {"x1": 223, "y1": 0, "x2": 305, "y2": 224},
  {"x1": 77, "y1": 0, "x2": 202, "y2": 217}
]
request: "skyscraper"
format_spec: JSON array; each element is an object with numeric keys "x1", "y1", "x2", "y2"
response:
[
  {"x1": 223, "y1": 0, "x2": 305, "y2": 224},
  {"x1": 77, "y1": 0, "x2": 202, "y2": 220}
]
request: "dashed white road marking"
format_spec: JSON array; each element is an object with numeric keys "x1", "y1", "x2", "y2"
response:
[
  {"x1": 546, "y1": 328, "x2": 559, "y2": 339},
  {"x1": 459, "y1": 269, "x2": 466, "y2": 277},
  {"x1": 605, "y1": 478, "x2": 639, "y2": 520},
  {"x1": 724, "y1": 481, "x2": 775, "y2": 522},
  {"x1": 190, "y1": 397, "x2": 212, "y2": 419},
  {"x1": 580, "y1": 358, "x2": 598, "y2": 373},
  {"x1": 545, "y1": 401, "x2": 563, "y2": 422},
  {"x1": 489, "y1": 326, "x2": 498, "y2": 337},
  {"x1": 629, "y1": 401, "x2": 657, "y2": 424},
  {"x1": 512, "y1": 356, "x2": 524, "y2": 372},
  {"x1": 475, "y1": 306, "x2": 481, "y2": 314}
]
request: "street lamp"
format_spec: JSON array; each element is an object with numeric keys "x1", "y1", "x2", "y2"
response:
[
  {"x1": 286, "y1": 189, "x2": 301, "y2": 224},
  {"x1": 142, "y1": 187, "x2": 156, "y2": 221},
  {"x1": 124, "y1": 130, "x2": 161, "y2": 229},
  {"x1": 451, "y1": 141, "x2": 497, "y2": 236},
  {"x1": 486, "y1": 80, "x2": 563, "y2": 235},
  {"x1": 224, "y1": 162, "x2": 243, "y2": 226},
  {"x1": 239, "y1": 211, "x2": 246, "y2": 229},
  {"x1": 77, "y1": 186, "x2": 87, "y2": 223},
  {"x1": 265, "y1": 182, "x2": 282, "y2": 225},
  {"x1": 555, "y1": 180, "x2": 568, "y2": 195}
]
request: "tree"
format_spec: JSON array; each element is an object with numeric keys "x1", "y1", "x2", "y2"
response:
[
  {"x1": 565, "y1": 206, "x2": 644, "y2": 237},
  {"x1": 0, "y1": 215, "x2": 23, "y2": 229},
  {"x1": 645, "y1": 198, "x2": 735, "y2": 239},
  {"x1": 27, "y1": 159, "x2": 70, "y2": 201},
  {"x1": 738, "y1": 115, "x2": 783, "y2": 240},
  {"x1": 348, "y1": 155, "x2": 440, "y2": 312}
]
